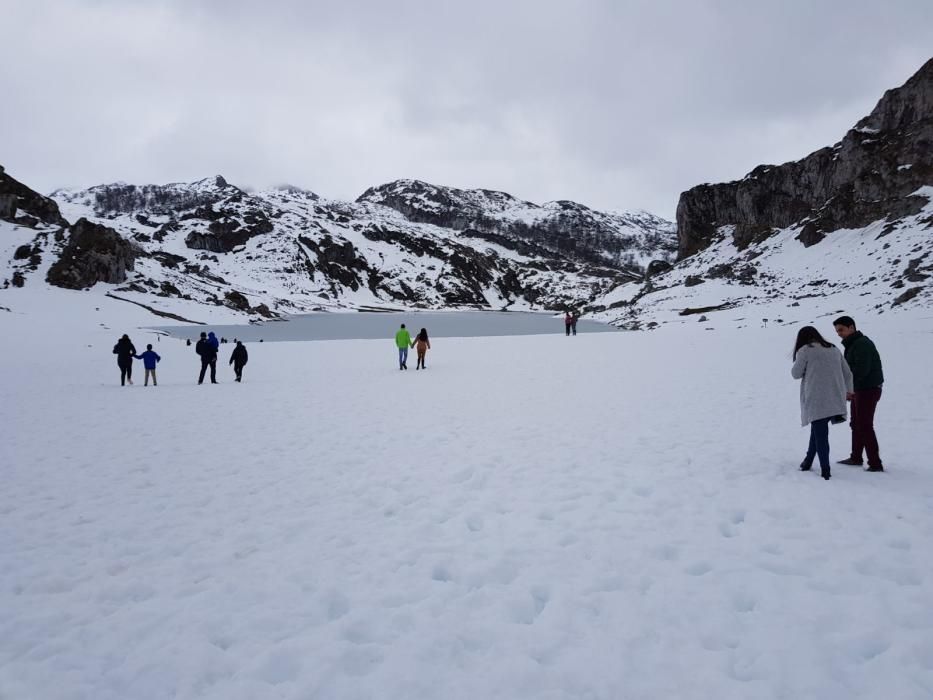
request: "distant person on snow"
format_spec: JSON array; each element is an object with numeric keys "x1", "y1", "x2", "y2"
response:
[
  {"x1": 230, "y1": 341, "x2": 248, "y2": 382},
  {"x1": 196, "y1": 331, "x2": 219, "y2": 384},
  {"x1": 565, "y1": 312, "x2": 573, "y2": 336},
  {"x1": 791, "y1": 326, "x2": 853, "y2": 480},
  {"x1": 395, "y1": 323, "x2": 411, "y2": 370},
  {"x1": 136, "y1": 344, "x2": 161, "y2": 386},
  {"x1": 833, "y1": 315, "x2": 885, "y2": 472},
  {"x1": 411, "y1": 328, "x2": 431, "y2": 370},
  {"x1": 113, "y1": 334, "x2": 137, "y2": 386},
  {"x1": 571, "y1": 311, "x2": 579, "y2": 335}
]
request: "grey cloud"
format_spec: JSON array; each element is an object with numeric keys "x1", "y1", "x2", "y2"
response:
[{"x1": 1, "y1": 0, "x2": 930, "y2": 218}]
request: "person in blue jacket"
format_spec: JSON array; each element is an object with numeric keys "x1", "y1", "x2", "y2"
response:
[
  {"x1": 196, "y1": 331, "x2": 219, "y2": 384},
  {"x1": 136, "y1": 344, "x2": 161, "y2": 386}
]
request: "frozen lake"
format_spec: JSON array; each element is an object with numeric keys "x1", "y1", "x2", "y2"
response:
[{"x1": 151, "y1": 310, "x2": 619, "y2": 342}]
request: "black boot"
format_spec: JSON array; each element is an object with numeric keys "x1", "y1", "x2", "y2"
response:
[
  {"x1": 799, "y1": 460, "x2": 812, "y2": 472},
  {"x1": 837, "y1": 457, "x2": 863, "y2": 466}
]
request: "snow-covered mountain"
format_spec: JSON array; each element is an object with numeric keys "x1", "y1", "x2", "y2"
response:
[
  {"x1": 1, "y1": 168, "x2": 676, "y2": 321},
  {"x1": 3, "y1": 58, "x2": 931, "y2": 328},
  {"x1": 592, "y1": 57, "x2": 933, "y2": 329}
]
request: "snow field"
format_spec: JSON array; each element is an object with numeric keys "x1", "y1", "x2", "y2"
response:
[{"x1": 2, "y1": 297, "x2": 933, "y2": 699}]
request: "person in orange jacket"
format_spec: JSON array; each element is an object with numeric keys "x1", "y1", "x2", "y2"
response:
[{"x1": 411, "y1": 328, "x2": 431, "y2": 370}]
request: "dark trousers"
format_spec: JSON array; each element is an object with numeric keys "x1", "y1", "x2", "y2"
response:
[
  {"x1": 850, "y1": 386, "x2": 882, "y2": 467},
  {"x1": 805, "y1": 417, "x2": 832, "y2": 476},
  {"x1": 199, "y1": 358, "x2": 217, "y2": 384},
  {"x1": 119, "y1": 360, "x2": 132, "y2": 385},
  {"x1": 565, "y1": 325, "x2": 572, "y2": 336},
  {"x1": 571, "y1": 322, "x2": 577, "y2": 335},
  {"x1": 233, "y1": 361, "x2": 245, "y2": 381}
]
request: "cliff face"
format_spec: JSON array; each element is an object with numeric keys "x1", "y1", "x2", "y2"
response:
[
  {"x1": 676, "y1": 58, "x2": 933, "y2": 258},
  {"x1": 0, "y1": 165, "x2": 68, "y2": 228},
  {"x1": 46, "y1": 218, "x2": 141, "y2": 290}
]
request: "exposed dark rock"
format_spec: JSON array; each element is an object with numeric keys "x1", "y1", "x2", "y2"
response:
[
  {"x1": 0, "y1": 164, "x2": 68, "y2": 226},
  {"x1": 796, "y1": 221, "x2": 826, "y2": 247},
  {"x1": 75, "y1": 176, "x2": 239, "y2": 215},
  {"x1": 644, "y1": 261, "x2": 673, "y2": 282},
  {"x1": 679, "y1": 302, "x2": 736, "y2": 316},
  {"x1": 684, "y1": 275, "x2": 705, "y2": 287},
  {"x1": 299, "y1": 234, "x2": 369, "y2": 291},
  {"x1": 14, "y1": 214, "x2": 40, "y2": 228},
  {"x1": 676, "y1": 58, "x2": 933, "y2": 259},
  {"x1": 46, "y1": 218, "x2": 140, "y2": 289},
  {"x1": 224, "y1": 290, "x2": 251, "y2": 312},
  {"x1": 13, "y1": 244, "x2": 33, "y2": 260},
  {"x1": 185, "y1": 211, "x2": 273, "y2": 253},
  {"x1": 159, "y1": 281, "x2": 181, "y2": 296},
  {"x1": 254, "y1": 303, "x2": 274, "y2": 318},
  {"x1": 892, "y1": 286, "x2": 922, "y2": 305},
  {"x1": 706, "y1": 263, "x2": 758, "y2": 284},
  {"x1": 11, "y1": 271, "x2": 25, "y2": 287},
  {"x1": 0, "y1": 193, "x2": 14, "y2": 220},
  {"x1": 151, "y1": 251, "x2": 187, "y2": 269}
]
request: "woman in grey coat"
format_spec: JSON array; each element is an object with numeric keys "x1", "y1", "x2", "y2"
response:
[{"x1": 791, "y1": 326, "x2": 854, "y2": 480}]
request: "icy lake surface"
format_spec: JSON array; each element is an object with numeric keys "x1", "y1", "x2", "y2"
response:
[{"x1": 151, "y1": 310, "x2": 618, "y2": 342}]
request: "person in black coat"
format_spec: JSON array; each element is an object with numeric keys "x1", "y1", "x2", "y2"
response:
[
  {"x1": 112, "y1": 334, "x2": 137, "y2": 386},
  {"x1": 229, "y1": 341, "x2": 249, "y2": 382},
  {"x1": 195, "y1": 331, "x2": 219, "y2": 384}
]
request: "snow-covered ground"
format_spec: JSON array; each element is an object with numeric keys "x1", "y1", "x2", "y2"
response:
[{"x1": 2, "y1": 289, "x2": 933, "y2": 699}]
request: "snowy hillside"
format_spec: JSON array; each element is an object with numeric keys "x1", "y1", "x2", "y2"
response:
[
  {"x1": 591, "y1": 58, "x2": 933, "y2": 329},
  {"x1": 0, "y1": 169, "x2": 676, "y2": 323},
  {"x1": 593, "y1": 188, "x2": 933, "y2": 330}
]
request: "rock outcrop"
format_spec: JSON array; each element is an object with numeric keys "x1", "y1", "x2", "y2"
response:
[
  {"x1": 676, "y1": 58, "x2": 933, "y2": 258},
  {"x1": 46, "y1": 218, "x2": 140, "y2": 289},
  {"x1": 62, "y1": 176, "x2": 240, "y2": 215},
  {"x1": 0, "y1": 165, "x2": 68, "y2": 227}
]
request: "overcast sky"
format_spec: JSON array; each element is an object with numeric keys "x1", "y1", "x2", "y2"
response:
[{"x1": 2, "y1": 0, "x2": 930, "y2": 218}]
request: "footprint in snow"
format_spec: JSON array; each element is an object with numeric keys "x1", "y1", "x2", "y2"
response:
[{"x1": 684, "y1": 562, "x2": 713, "y2": 576}]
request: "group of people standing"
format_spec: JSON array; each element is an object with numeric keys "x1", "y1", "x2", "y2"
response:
[
  {"x1": 394, "y1": 324, "x2": 431, "y2": 370},
  {"x1": 112, "y1": 331, "x2": 249, "y2": 386},
  {"x1": 791, "y1": 315, "x2": 884, "y2": 480}
]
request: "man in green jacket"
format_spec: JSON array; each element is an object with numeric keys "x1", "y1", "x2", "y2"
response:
[
  {"x1": 834, "y1": 315, "x2": 884, "y2": 471},
  {"x1": 395, "y1": 323, "x2": 412, "y2": 370}
]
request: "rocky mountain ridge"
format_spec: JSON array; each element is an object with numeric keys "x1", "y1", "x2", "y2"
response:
[
  {"x1": 3, "y1": 58, "x2": 931, "y2": 329},
  {"x1": 1, "y1": 168, "x2": 676, "y2": 320},
  {"x1": 586, "y1": 57, "x2": 933, "y2": 329},
  {"x1": 676, "y1": 58, "x2": 933, "y2": 258}
]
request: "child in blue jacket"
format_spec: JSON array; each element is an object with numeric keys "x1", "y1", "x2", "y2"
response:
[{"x1": 137, "y1": 344, "x2": 161, "y2": 386}]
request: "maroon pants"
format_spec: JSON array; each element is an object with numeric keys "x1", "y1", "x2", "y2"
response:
[{"x1": 850, "y1": 386, "x2": 882, "y2": 467}]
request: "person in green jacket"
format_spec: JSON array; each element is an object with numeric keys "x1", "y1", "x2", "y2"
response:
[
  {"x1": 395, "y1": 323, "x2": 412, "y2": 370},
  {"x1": 833, "y1": 315, "x2": 885, "y2": 471}
]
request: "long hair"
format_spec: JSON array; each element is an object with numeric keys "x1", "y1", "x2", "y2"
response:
[
  {"x1": 793, "y1": 325, "x2": 833, "y2": 359},
  {"x1": 417, "y1": 328, "x2": 429, "y2": 342}
]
